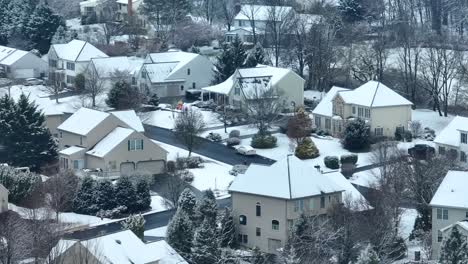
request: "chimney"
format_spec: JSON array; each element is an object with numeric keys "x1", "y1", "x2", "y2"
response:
[{"x1": 127, "y1": 0, "x2": 133, "y2": 17}]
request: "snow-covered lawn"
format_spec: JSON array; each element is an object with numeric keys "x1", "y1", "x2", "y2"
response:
[
  {"x1": 412, "y1": 108, "x2": 454, "y2": 135},
  {"x1": 153, "y1": 140, "x2": 234, "y2": 197},
  {"x1": 399, "y1": 208, "x2": 418, "y2": 240},
  {"x1": 144, "y1": 226, "x2": 167, "y2": 238},
  {"x1": 200, "y1": 124, "x2": 267, "y2": 140},
  {"x1": 150, "y1": 195, "x2": 170, "y2": 212},
  {"x1": 304, "y1": 90, "x2": 324, "y2": 101},
  {"x1": 140, "y1": 107, "x2": 222, "y2": 129}
]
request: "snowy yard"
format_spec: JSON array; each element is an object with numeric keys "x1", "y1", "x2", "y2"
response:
[
  {"x1": 140, "y1": 106, "x2": 223, "y2": 130},
  {"x1": 144, "y1": 226, "x2": 167, "y2": 238}
]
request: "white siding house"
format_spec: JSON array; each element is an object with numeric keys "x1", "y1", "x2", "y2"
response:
[
  {"x1": 0, "y1": 46, "x2": 47, "y2": 79},
  {"x1": 434, "y1": 116, "x2": 468, "y2": 166},
  {"x1": 0, "y1": 183, "x2": 8, "y2": 213},
  {"x1": 88, "y1": 56, "x2": 144, "y2": 90}
]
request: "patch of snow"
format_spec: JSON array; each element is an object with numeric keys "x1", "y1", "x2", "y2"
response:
[
  {"x1": 144, "y1": 226, "x2": 167, "y2": 238},
  {"x1": 430, "y1": 170, "x2": 468, "y2": 209},
  {"x1": 304, "y1": 90, "x2": 324, "y2": 101},
  {"x1": 399, "y1": 208, "x2": 418, "y2": 239},
  {"x1": 349, "y1": 168, "x2": 380, "y2": 187},
  {"x1": 312, "y1": 86, "x2": 349, "y2": 117},
  {"x1": 412, "y1": 109, "x2": 454, "y2": 135},
  {"x1": 140, "y1": 107, "x2": 222, "y2": 129},
  {"x1": 150, "y1": 195, "x2": 170, "y2": 212},
  {"x1": 58, "y1": 107, "x2": 110, "y2": 136}
]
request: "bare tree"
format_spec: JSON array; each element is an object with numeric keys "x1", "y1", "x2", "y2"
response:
[
  {"x1": 221, "y1": 0, "x2": 236, "y2": 31},
  {"x1": 351, "y1": 43, "x2": 388, "y2": 83},
  {"x1": 240, "y1": 2, "x2": 261, "y2": 44},
  {"x1": 44, "y1": 72, "x2": 64, "y2": 104},
  {"x1": 0, "y1": 212, "x2": 29, "y2": 264},
  {"x1": 83, "y1": 67, "x2": 106, "y2": 108},
  {"x1": 173, "y1": 107, "x2": 206, "y2": 157},
  {"x1": 97, "y1": 0, "x2": 123, "y2": 45},
  {"x1": 266, "y1": 2, "x2": 293, "y2": 67},
  {"x1": 46, "y1": 171, "x2": 79, "y2": 222}
]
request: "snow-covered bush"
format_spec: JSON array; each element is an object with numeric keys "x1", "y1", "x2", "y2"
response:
[
  {"x1": 121, "y1": 214, "x2": 146, "y2": 240},
  {"x1": 176, "y1": 156, "x2": 204, "y2": 169},
  {"x1": 295, "y1": 138, "x2": 319, "y2": 160},
  {"x1": 96, "y1": 206, "x2": 127, "y2": 219},
  {"x1": 251, "y1": 133, "x2": 277, "y2": 149},
  {"x1": 342, "y1": 118, "x2": 371, "y2": 151},
  {"x1": 356, "y1": 245, "x2": 380, "y2": 264},
  {"x1": 206, "y1": 132, "x2": 222, "y2": 142},
  {"x1": 0, "y1": 165, "x2": 42, "y2": 204},
  {"x1": 340, "y1": 154, "x2": 358, "y2": 165},
  {"x1": 229, "y1": 130, "x2": 240, "y2": 138},
  {"x1": 226, "y1": 137, "x2": 241, "y2": 147},
  {"x1": 404, "y1": 130, "x2": 413, "y2": 142},
  {"x1": 324, "y1": 156, "x2": 340, "y2": 169},
  {"x1": 229, "y1": 164, "x2": 248, "y2": 176},
  {"x1": 179, "y1": 170, "x2": 194, "y2": 183}
]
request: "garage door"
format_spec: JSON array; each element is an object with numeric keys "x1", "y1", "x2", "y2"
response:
[
  {"x1": 120, "y1": 162, "x2": 135, "y2": 176},
  {"x1": 136, "y1": 160, "x2": 165, "y2": 175}
]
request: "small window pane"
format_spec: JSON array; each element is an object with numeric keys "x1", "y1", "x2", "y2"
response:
[
  {"x1": 272, "y1": 220, "x2": 279, "y2": 230},
  {"x1": 256, "y1": 227, "x2": 261, "y2": 236}
]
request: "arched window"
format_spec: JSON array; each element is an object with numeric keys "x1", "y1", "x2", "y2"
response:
[
  {"x1": 256, "y1": 202, "x2": 261, "y2": 216},
  {"x1": 272, "y1": 220, "x2": 279, "y2": 230},
  {"x1": 239, "y1": 215, "x2": 247, "y2": 225}
]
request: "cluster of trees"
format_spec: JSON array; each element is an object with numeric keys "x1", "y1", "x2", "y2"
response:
[
  {"x1": 0, "y1": 0, "x2": 65, "y2": 53},
  {"x1": 106, "y1": 79, "x2": 147, "y2": 110},
  {"x1": 0, "y1": 94, "x2": 57, "y2": 171},
  {"x1": 0, "y1": 165, "x2": 42, "y2": 204},
  {"x1": 166, "y1": 189, "x2": 236, "y2": 263},
  {"x1": 74, "y1": 176, "x2": 151, "y2": 217}
]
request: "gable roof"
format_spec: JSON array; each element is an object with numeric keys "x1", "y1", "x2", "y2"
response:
[
  {"x1": 0, "y1": 183, "x2": 8, "y2": 194},
  {"x1": 434, "y1": 116, "x2": 468, "y2": 147},
  {"x1": 59, "y1": 146, "x2": 86, "y2": 156},
  {"x1": 52, "y1": 39, "x2": 108, "y2": 62},
  {"x1": 229, "y1": 155, "x2": 344, "y2": 199},
  {"x1": 430, "y1": 170, "x2": 468, "y2": 209},
  {"x1": 91, "y1": 56, "x2": 144, "y2": 78},
  {"x1": 312, "y1": 86, "x2": 349, "y2": 117},
  {"x1": 143, "y1": 62, "x2": 181, "y2": 83},
  {"x1": 145, "y1": 240, "x2": 189, "y2": 264},
  {"x1": 86, "y1": 127, "x2": 134, "y2": 158},
  {"x1": 337, "y1": 81, "x2": 413, "y2": 108},
  {"x1": 111, "y1": 110, "x2": 145, "y2": 132},
  {"x1": 57, "y1": 108, "x2": 110, "y2": 136},
  {"x1": 143, "y1": 51, "x2": 202, "y2": 84},
  {"x1": 235, "y1": 5, "x2": 293, "y2": 21},
  {"x1": 440, "y1": 220, "x2": 468, "y2": 233},
  {"x1": 0, "y1": 45, "x2": 30, "y2": 66},
  {"x1": 325, "y1": 171, "x2": 369, "y2": 211}
]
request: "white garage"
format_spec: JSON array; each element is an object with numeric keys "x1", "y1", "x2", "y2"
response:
[
  {"x1": 136, "y1": 160, "x2": 165, "y2": 175},
  {"x1": 120, "y1": 162, "x2": 135, "y2": 175}
]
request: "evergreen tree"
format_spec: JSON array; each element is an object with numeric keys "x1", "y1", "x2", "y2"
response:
[
  {"x1": 106, "y1": 80, "x2": 143, "y2": 110},
  {"x1": 219, "y1": 207, "x2": 236, "y2": 248},
  {"x1": 94, "y1": 180, "x2": 116, "y2": 211},
  {"x1": 342, "y1": 118, "x2": 371, "y2": 151},
  {"x1": 251, "y1": 247, "x2": 266, "y2": 264},
  {"x1": 166, "y1": 209, "x2": 193, "y2": 258},
  {"x1": 177, "y1": 188, "x2": 197, "y2": 221},
  {"x1": 0, "y1": 95, "x2": 15, "y2": 161},
  {"x1": 114, "y1": 176, "x2": 137, "y2": 213},
  {"x1": 51, "y1": 25, "x2": 73, "y2": 44},
  {"x1": 121, "y1": 214, "x2": 146, "y2": 240},
  {"x1": 214, "y1": 43, "x2": 236, "y2": 83},
  {"x1": 245, "y1": 43, "x2": 267, "y2": 68},
  {"x1": 338, "y1": 0, "x2": 366, "y2": 23},
  {"x1": 191, "y1": 219, "x2": 219, "y2": 264},
  {"x1": 355, "y1": 245, "x2": 380, "y2": 264},
  {"x1": 440, "y1": 226, "x2": 468, "y2": 264},
  {"x1": 135, "y1": 179, "x2": 151, "y2": 211},
  {"x1": 148, "y1": 93, "x2": 160, "y2": 107},
  {"x1": 73, "y1": 176, "x2": 96, "y2": 214},
  {"x1": 196, "y1": 189, "x2": 217, "y2": 225},
  {"x1": 4, "y1": 94, "x2": 57, "y2": 171},
  {"x1": 280, "y1": 244, "x2": 301, "y2": 264},
  {"x1": 230, "y1": 36, "x2": 247, "y2": 70},
  {"x1": 0, "y1": 165, "x2": 42, "y2": 204}
]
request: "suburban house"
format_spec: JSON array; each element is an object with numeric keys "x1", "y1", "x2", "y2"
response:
[
  {"x1": 430, "y1": 170, "x2": 468, "y2": 259},
  {"x1": 0, "y1": 183, "x2": 8, "y2": 213},
  {"x1": 88, "y1": 56, "x2": 144, "y2": 89},
  {"x1": 57, "y1": 108, "x2": 167, "y2": 177},
  {"x1": 48, "y1": 39, "x2": 108, "y2": 88},
  {"x1": 225, "y1": 5, "x2": 294, "y2": 44},
  {"x1": 0, "y1": 45, "x2": 47, "y2": 79},
  {"x1": 312, "y1": 81, "x2": 413, "y2": 137},
  {"x1": 228, "y1": 155, "x2": 368, "y2": 253},
  {"x1": 116, "y1": 0, "x2": 147, "y2": 27},
  {"x1": 49, "y1": 230, "x2": 187, "y2": 264},
  {"x1": 202, "y1": 65, "x2": 304, "y2": 110},
  {"x1": 434, "y1": 116, "x2": 468, "y2": 165},
  {"x1": 138, "y1": 50, "x2": 214, "y2": 98}
]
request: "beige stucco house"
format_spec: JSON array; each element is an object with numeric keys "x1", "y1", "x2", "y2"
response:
[
  {"x1": 57, "y1": 108, "x2": 167, "y2": 177},
  {"x1": 202, "y1": 65, "x2": 304, "y2": 111},
  {"x1": 0, "y1": 183, "x2": 8, "y2": 213},
  {"x1": 312, "y1": 81, "x2": 413, "y2": 138},
  {"x1": 434, "y1": 116, "x2": 468, "y2": 166},
  {"x1": 228, "y1": 155, "x2": 368, "y2": 253},
  {"x1": 430, "y1": 170, "x2": 468, "y2": 259}
]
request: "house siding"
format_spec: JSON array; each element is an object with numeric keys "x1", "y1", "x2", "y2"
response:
[
  {"x1": 370, "y1": 105, "x2": 411, "y2": 137},
  {"x1": 0, "y1": 184, "x2": 8, "y2": 213},
  {"x1": 431, "y1": 206, "x2": 468, "y2": 259},
  {"x1": 3, "y1": 52, "x2": 47, "y2": 79}
]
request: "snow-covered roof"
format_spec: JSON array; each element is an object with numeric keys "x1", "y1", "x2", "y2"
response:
[
  {"x1": 202, "y1": 75, "x2": 235, "y2": 95},
  {"x1": 229, "y1": 155, "x2": 344, "y2": 199},
  {"x1": 79, "y1": 0, "x2": 100, "y2": 7},
  {"x1": 440, "y1": 221, "x2": 468, "y2": 233},
  {"x1": 430, "y1": 171, "x2": 468, "y2": 209},
  {"x1": 325, "y1": 171, "x2": 369, "y2": 211},
  {"x1": 143, "y1": 62, "x2": 181, "y2": 83},
  {"x1": 58, "y1": 108, "x2": 110, "y2": 136},
  {"x1": 52, "y1": 39, "x2": 108, "y2": 62},
  {"x1": 59, "y1": 146, "x2": 86, "y2": 156},
  {"x1": 296, "y1": 14, "x2": 324, "y2": 31},
  {"x1": 312, "y1": 86, "x2": 349, "y2": 117},
  {"x1": 434, "y1": 116, "x2": 468, "y2": 147},
  {"x1": 235, "y1": 5, "x2": 293, "y2": 21},
  {"x1": 86, "y1": 127, "x2": 134, "y2": 158},
  {"x1": 145, "y1": 240, "x2": 189, "y2": 264},
  {"x1": 0, "y1": 45, "x2": 28, "y2": 66},
  {"x1": 337, "y1": 81, "x2": 413, "y2": 108},
  {"x1": 111, "y1": 110, "x2": 144, "y2": 132},
  {"x1": 91, "y1": 56, "x2": 144, "y2": 78}
]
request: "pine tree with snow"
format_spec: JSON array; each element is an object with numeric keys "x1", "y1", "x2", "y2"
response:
[
  {"x1": 214, "y1": 43, "x2": 236, "y2": 83},
  {"x1": 191, "y1": 219, "x2": 220, "y2": 264},
  {"x1": 338, "y1": 0, "x2": 366, "y2": 23},
  {"x1": 245, "y1": 43, "x2": 267, "y2": 68},
  {"x1": 0, "y1": 165, "x2": 42, "y2": 204},
  {"x1": 355, "y1": 245, "x2": 380, "y2": 264},
  {"x1": 0, "y1": 95, "x2": 15, "y2": 162},
  {"x1": 121, "y1": 214, "x2": 146, "y2": 240},
  {"x1": 439, "y1": 226, "x2": 468, "y2": 264},
  {"x1": 94, "y1": 180, "x2": 116, "y2": 211},
  {"x1": 166, "y1": 209, "x2": 194, "y2": 258},
  {"x1": 280, "y1": 244, "x2": 301, "y2": 264},
  {"x1": 196, "y1": 189, "x2": 218, "y2": 225},
  {"x1": 51, "y1": 25, "x2": 72, "y2": 44},
  {"x1": 342, "y1": 118, "x2": 371, "y2": 151},
  {"x1": 73, "y1": 176, "x2": 96, "y2": 214},
  {"x1": 115, "y1": 176, "x2": 137, "y2": 213},
  {"x1": 177, "y1": 188, "x2": 197, "y2": 221},
  {"x1": 219, "y1": 207, "x2": 236, "y2": 248},
  {"x1": 230, "y1": 35, "x2": 247, "y2": 70},
  {"x1": 135, "y1": 179, "x2": 151, "y2": 211}
]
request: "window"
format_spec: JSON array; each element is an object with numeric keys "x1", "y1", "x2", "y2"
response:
[
  {"x1": 141, "y1": 71, "x2": 146, "y2": 78},
  {"x1": 128, "y1": 139, "x2": 144, "y2": 151},
  {"x1": 466, "y1": 211, "x2": 468, "y2": 219},
  {"x1": 238, "y1": 20, "x2": 243, "y2": 27},
  {"x1": 238, "y1": 234, "x2": 242, "y2": 243},
  {"x1": 352, "y1": 106, "x2": 356, "y2": 114},
  {"x1": 272, "y1": 220, "x2": 279, "y2": 230},
  {"x1": 325, "y1": 119, "x2": 331, "y2": 129},
  {"x1": 180, "y1": 85, "x2": 184, "y2": 91},
  {"x1": 256, "y1": 227, "x2": 261, "y2": 236},
  {"x1": 320, "y1": 196, "x2": 325, "y2": 208},
  {"x1": 192, "y1": 82, "x2": 196, "y2": 89},
  {"x1": 437, "y1": 208, "x2": 448, "y2": 220},
  {"x1": 439, "y1": 146, "x2": 446, "y2": 155},
  {"x1": 374, "y1": 127, "x2": 383, "y2": 136},
  {"x1": 66, "y1": 62, "x2": 75, "y2": 71},
  {"x1": 461, "y1": 151, "x2": 467, "y2": 162},
  {"x1": 6, "y1": 66, "x2": 10, "y2": 73},
  {"x1": 109, "y1": 161, "x2": 117, "y2": 170},
  {"x1": 338, "y1": 123, "x2": 342, "y2": 133},
  {"x1": 60, "y1": 132, "x2": 63, "y2": 138},
  {"x1": 438, "y1": 231, "x2": 443, "y2": 242},
  {"x1": 358, "y1": 107, "x2": 364, "y2": 117},
  {"x1": 256, "y1": 202, "x2": 261, "y2": 216},
  {"x1": 294, "y1": 200, "x2": 304, "y2": 212},
  {"x1": 443, "y1": 209, "x2": 448, "y2": 220},
  {"x1": 80, "y1": 136, "x2": 83, "y2": 145},
  {"x1": 226, "y1": 35, "x2": 233, "y2": 42},
  {"x1": 243, "y1": 235, "x2": 248, "y2": 243},
  {"x1": 235, "y1": 86, "x2": 240, "y2": 95},
  {"x1": 365, "y1": 109, "x2": 370, "y2": 118},
  {"x1": 462, "y1": 133, "x2": 467, "y2": 144},
  {"x1": 66, "y1": 75, "x2": 74, "y2": 84},
  {"x1": 309, "y1": 198, "x2": 315, "y2": 210},
  {"x1": 73, "y1": 160, "x2": 79, "y2": 169},
  {"x1": 187, "y1": 68, "x2": 191, "y2": 75},
  {"x1": 239, "y1": 215, "x2": 247, "y2": 225},
  {"x1": 315, "y1": 116, "x2": 321, "y2": 128}
]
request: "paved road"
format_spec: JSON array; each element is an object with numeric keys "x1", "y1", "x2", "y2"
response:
[{"x1": 144, "y1": 124, "x2": 276, "y2": 166}]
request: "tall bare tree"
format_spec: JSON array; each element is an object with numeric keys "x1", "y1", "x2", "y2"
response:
[
  {"x1": 46, "y1": 171, "x2": 79, "y2": 221},
  {"x1": 221, "y1": 0, "x2": 236, "y2": 31},
  {"x1": 240, "y1": 2, "x2": 261, "y2": 44},
  {"x1": 174, "y1": 107, "x2": 206, "y2": 157},
  {"x1": 83, "y1": 67, "x2": 106, "y2": 108},
  {"x1": 266, "y1": 3, "x2": 293, "y2": 67}
]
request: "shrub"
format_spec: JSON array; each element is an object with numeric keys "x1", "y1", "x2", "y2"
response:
[
  {"x1": 251, "y1": 133, "x2": 277, "y2": 149},
  {"x1": 96, "y1": 205, "x2": 127, "y2": 219},
  {"x1": 148, "y1": 94, "x2": 160, "y2": 107},
  {"x1": 179, "y1": 170, "x2": 194, "y2": 183},
  {"x1": 106, "y1": 80, "x2": 143, "y2": 110},
  {"x1": 176, "y1": 156, "x2": 204, "y2": 169},
  {"x1": 206, "y1": 132, "x2": 222, "y2": 142},
  {"x1": 74, "y1": 73, "x2": 85, "y2": 92},
  {"x1": 340, "y1": 154, "x2": 358, "y2": 165},
  {"x1": 324, "y1": 156, "x2": 340, "y2": 169},
  {"x1": 0, "y1": 166, "x2": 42, "y2": 204},
  {"x1": 229, "y1": 130, "x2": 240, "y2": 138},
  {"x1": 295, "y1": 138, "x2": 319, "y2": 159},
  {"x1": 394, "y1": 129, "x2": 403, "y2": 141},
  {"x1": 404, "y1": 130, "x2": 413, "y2": 142},
  {"x1": 342, "y1": 118, "x2": 371, "y2": 151},
  {"x1": 226, "y1": 137, "x2": 241, "y2": 147},
  {"x1": 167, "y1": 161, "x2": 176, "y2": 173}
]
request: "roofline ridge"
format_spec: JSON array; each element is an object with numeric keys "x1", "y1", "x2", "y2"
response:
[
  {"x1": 369, "y1": 81, "x2": 380, "y2": 107},
  {"x1": 74, "y1": 40, "x2": 88, "y2": 62}
]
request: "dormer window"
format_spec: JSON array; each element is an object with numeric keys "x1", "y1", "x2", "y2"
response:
[{"x1": 461, "y1": 132, "x2": 467, "y2": 144}]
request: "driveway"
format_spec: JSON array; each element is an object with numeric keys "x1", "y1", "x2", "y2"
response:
[{"x1": 144, "y1": 124, "x2": 275, "y2": 166}]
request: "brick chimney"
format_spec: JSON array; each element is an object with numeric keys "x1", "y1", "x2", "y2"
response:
[{"x1": 127, "y1": 0, "x2": 133, "y2": 17}]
